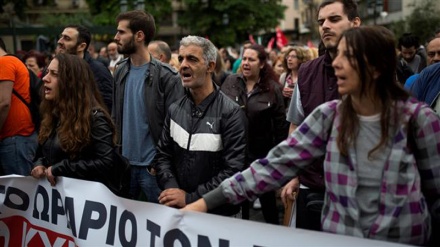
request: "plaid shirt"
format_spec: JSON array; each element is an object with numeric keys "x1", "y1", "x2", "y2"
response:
[{"x1": 221, "y1": 98, "x2": 440, "y2": 245}]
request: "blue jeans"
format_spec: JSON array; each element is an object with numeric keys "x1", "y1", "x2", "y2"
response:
[
  {"x1": 129, "y1": 165, "x2": 161, "y2": 203},
  {"x1": 0, "y1": 132, "x2": 38, "y2": 176}
]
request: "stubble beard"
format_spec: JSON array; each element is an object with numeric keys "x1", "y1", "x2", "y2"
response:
[{"x1": 117, "y1": 38, "x2": 137, "y2": 55}]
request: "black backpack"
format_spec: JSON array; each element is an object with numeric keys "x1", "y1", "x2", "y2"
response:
[{"x1": 8, "y1": 55, "x2": 43, "y2": 132}]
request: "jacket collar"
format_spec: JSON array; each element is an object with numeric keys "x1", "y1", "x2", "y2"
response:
[
  {"x1": 83, "y1": 51, "x2": 92, "y2": 62},
  {"x1": 186, "y1": 81, "x2": 220, "y2": 118},
  {"x1": 236, "y1": 73, "x2": 269, "y2": 93},
  {"x1": 122, "y1": 53, "x2": 158, "y2": 69},
  {"x1": 323, "y1": 50, "x2": 335, "y2": 74}
]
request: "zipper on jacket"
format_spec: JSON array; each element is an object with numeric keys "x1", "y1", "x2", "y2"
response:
[{"x1": 187, "y1": 129, "x2": 192, "y2": 151}]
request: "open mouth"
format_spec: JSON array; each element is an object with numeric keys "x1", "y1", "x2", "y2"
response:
[
  {"x1": 336, "y1": 75, "x2": 347, "y2": 83},
  {"x1": 181, "y1": 71, "x2": 192, "y2": 81},
  {"x1": 44, "y1": 86, "x2": 52, "y2": 94}
]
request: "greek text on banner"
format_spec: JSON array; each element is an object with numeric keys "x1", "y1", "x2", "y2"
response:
[{"x1": 0, "y1": 176, "x2": 406, "y2": 247}]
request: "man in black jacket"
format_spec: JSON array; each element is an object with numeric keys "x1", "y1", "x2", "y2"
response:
[
  {"x1": 57, "y1": 25, "x2": 113, "y2": 112},
  {"x1": 155, "y1": 36, "x2": 247, "y2": 216},
  {"x1": 113, "y1": 10, "x2": 184, "y2": 202}
]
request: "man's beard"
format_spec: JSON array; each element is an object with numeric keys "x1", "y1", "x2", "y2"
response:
[
  {"x1": 56, "y1": 44, "x2": 79, "y2": 55},
  {"x1": 66, "y1": 46, "x2": 78, "y2": 55},
  {"x1": 326, "y1": 45, "x2": 337, "y2": 55},
  {"x1": 117, "y1": 37, "x2": 136, "y2": 55}
]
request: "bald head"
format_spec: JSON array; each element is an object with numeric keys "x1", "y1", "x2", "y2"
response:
[
  {"x1": 148, "y1": 40, "x2": 172, "y2": 63},
  {"x1": 107, "y1": 42, "x2": 119, "y2": 60},
  {"x1": 427, "y1": 37, "x2": 440, "y2": 65}
]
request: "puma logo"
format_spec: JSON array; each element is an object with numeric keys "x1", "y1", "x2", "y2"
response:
[{"x1": 206, "y1": 121, "x2": 214, "y2": 130}]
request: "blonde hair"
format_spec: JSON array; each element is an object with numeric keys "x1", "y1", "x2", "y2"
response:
[
  {"x1": 308, "y1": 47, "x2": 319, "y2": 60},
  {"x1": 282, "y1": 46, "x2": 312, "y2": 72},
  {"x1": 169, "y1": 53, "x2": 180, "y2": 71}
]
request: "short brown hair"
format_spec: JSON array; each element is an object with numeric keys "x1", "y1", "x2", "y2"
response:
[{"x1": 116, "y1": 10, "x2": 156, "y2": 45}]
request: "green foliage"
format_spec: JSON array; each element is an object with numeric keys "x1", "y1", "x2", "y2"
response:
[
  {"x1": 0, "y1": 0, "x2": 27, "y2": 18},
  {"x1": 389, "y1": 0, "x2": 440, "y2": 44},
  {"x1": 85, "y1": 0, "x2": 173, "y2": 26},
  {"x1": 406, "y1": 0, "x2": 440, "y2": 43},
  {"x1": 388, "y1": 19, "x2": 406, "y2": 41},
  {"x1": 87, "y1": 0, "x2": 120, "y2": 25},
  {"x1": 39, "y1": 13, "x2": 94, "y2": 27},
  {"x1": 178, "y1": 0, "x2": 287, "y2": 47}
]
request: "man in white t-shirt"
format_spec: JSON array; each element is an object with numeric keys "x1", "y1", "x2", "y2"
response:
[{"x1": 107, "y1": 42, "x2": 124, "y2": 74}]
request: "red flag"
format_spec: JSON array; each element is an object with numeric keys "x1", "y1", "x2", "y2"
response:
[
  {"x1": 276, "y1": 27, "x2": 288, "y2": 49},
  {"x1": 249, "y1": 34, "x2": 256, "y2": 44},
  {"x1": 267, "y1": 37, "x2": 275, "y2": 52},
  {"x1": 307, "y1": 40, "x2": 315, "y2": 48}
]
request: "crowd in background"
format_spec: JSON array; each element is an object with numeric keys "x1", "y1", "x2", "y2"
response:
[{"x1": 1, "y1": 0, "x2": 440, "y2": 246}]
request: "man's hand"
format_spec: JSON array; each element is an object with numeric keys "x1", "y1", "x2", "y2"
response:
[
  {"x1": 181, "y1": 198, "x2": 208, "y2": 213},
  {"x1": 31, "y1": 165, "x2": 46, "y2": 179},
  {"x1": 158, "y1": 188, "x2": 186, "y2": 208},
  {"x1": 45, "y1": 166, "x2": 57, "y2": 186},
  {"x1": 280, "y1": 177, "x2": 300, "y2": 207}
]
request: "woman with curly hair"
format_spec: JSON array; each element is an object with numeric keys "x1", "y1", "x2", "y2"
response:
[
  {"x1": 30, "y1": 53, "x2": 123, "y2": 195},
  {"x1": 279, "y1": 46, "x2": 311, "y2": 107}
]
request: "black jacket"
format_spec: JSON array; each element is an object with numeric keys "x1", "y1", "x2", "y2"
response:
[
  {"x1": 34, "y1": 110, "x2": 118, "y2": 191},
  {"x1": 155, "y1": 85, "x2": 247, "y2": 216},
  {"x1": 84, "y1": 51, "x2": 114, "y2": 113},
  {"x1": 221, "y1": 74, "x2": 287, "y2": 163},
  {"x1": 112, "y1": 56, "x2": 184, "y2": 147}
]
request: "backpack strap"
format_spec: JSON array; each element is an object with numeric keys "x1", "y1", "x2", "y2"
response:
[
  {"x1": 12, "y1": 89, "x2": 31, "y2": 109},
  {"x1": 4, "y1": 53, "x2": 33, "y2": 110}
]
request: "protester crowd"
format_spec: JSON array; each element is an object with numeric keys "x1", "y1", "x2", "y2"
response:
[{"x1": 0, "y1": 0, "x2": 439, "y2": 246}]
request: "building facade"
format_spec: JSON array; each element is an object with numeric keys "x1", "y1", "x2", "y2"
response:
[{"x1": 1, "y1": 0, "x2": 438, "y2": 53}]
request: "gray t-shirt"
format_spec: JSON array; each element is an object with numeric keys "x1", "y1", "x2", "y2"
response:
[
  {"x1": 407, "y1": 54, "x2": 422, "y2": 74},
  {"x1": 354, "y1": 113, "x2": 388, "y2": 236},
  {"x1": 122, "y1": 63, "x2": 156, "y2": 166}
]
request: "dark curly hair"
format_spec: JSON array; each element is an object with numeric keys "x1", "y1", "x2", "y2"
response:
[
  {"x1": 244, "y1": 44, "x2": 279, "y2": 89},
  {"x1": 39, "y1": 53, "x2": 115, "y2": 157}
]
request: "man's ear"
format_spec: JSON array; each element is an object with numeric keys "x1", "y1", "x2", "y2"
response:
[
  {"x1": 207, "y1": 61, "x2": 216, "y2": 73},
  {"x1": 136, "y1": 31, "x2": 145, "y2": 43},
  {"x1": 352, "y1": 17, "x2": 361, "y2": 27},
  {"x1": 77, "y1": 42, "x2": 87, "y2": 53},
  {"x1": 159, "y1": 54, "x2": 165, "y2": 62}
]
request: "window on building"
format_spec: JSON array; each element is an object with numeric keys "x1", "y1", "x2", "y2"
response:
[
  {"x1": 387, "y1": 0, "x2": 402, "y2": 12},
  {"x1": 294, "y1": 18, "x2": 299, "y2": 30},
  {"x1": 294, "y1": 0, "x2": 299, "y2": 10}
]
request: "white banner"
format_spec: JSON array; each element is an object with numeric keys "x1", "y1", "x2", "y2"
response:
[{"x1": 0, "y1": 176, "x2": 407, "y2": 247}]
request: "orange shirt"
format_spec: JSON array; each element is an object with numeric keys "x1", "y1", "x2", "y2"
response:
[{"x1": 0, "y1": 55, "x2": 34, "y2": 139}]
